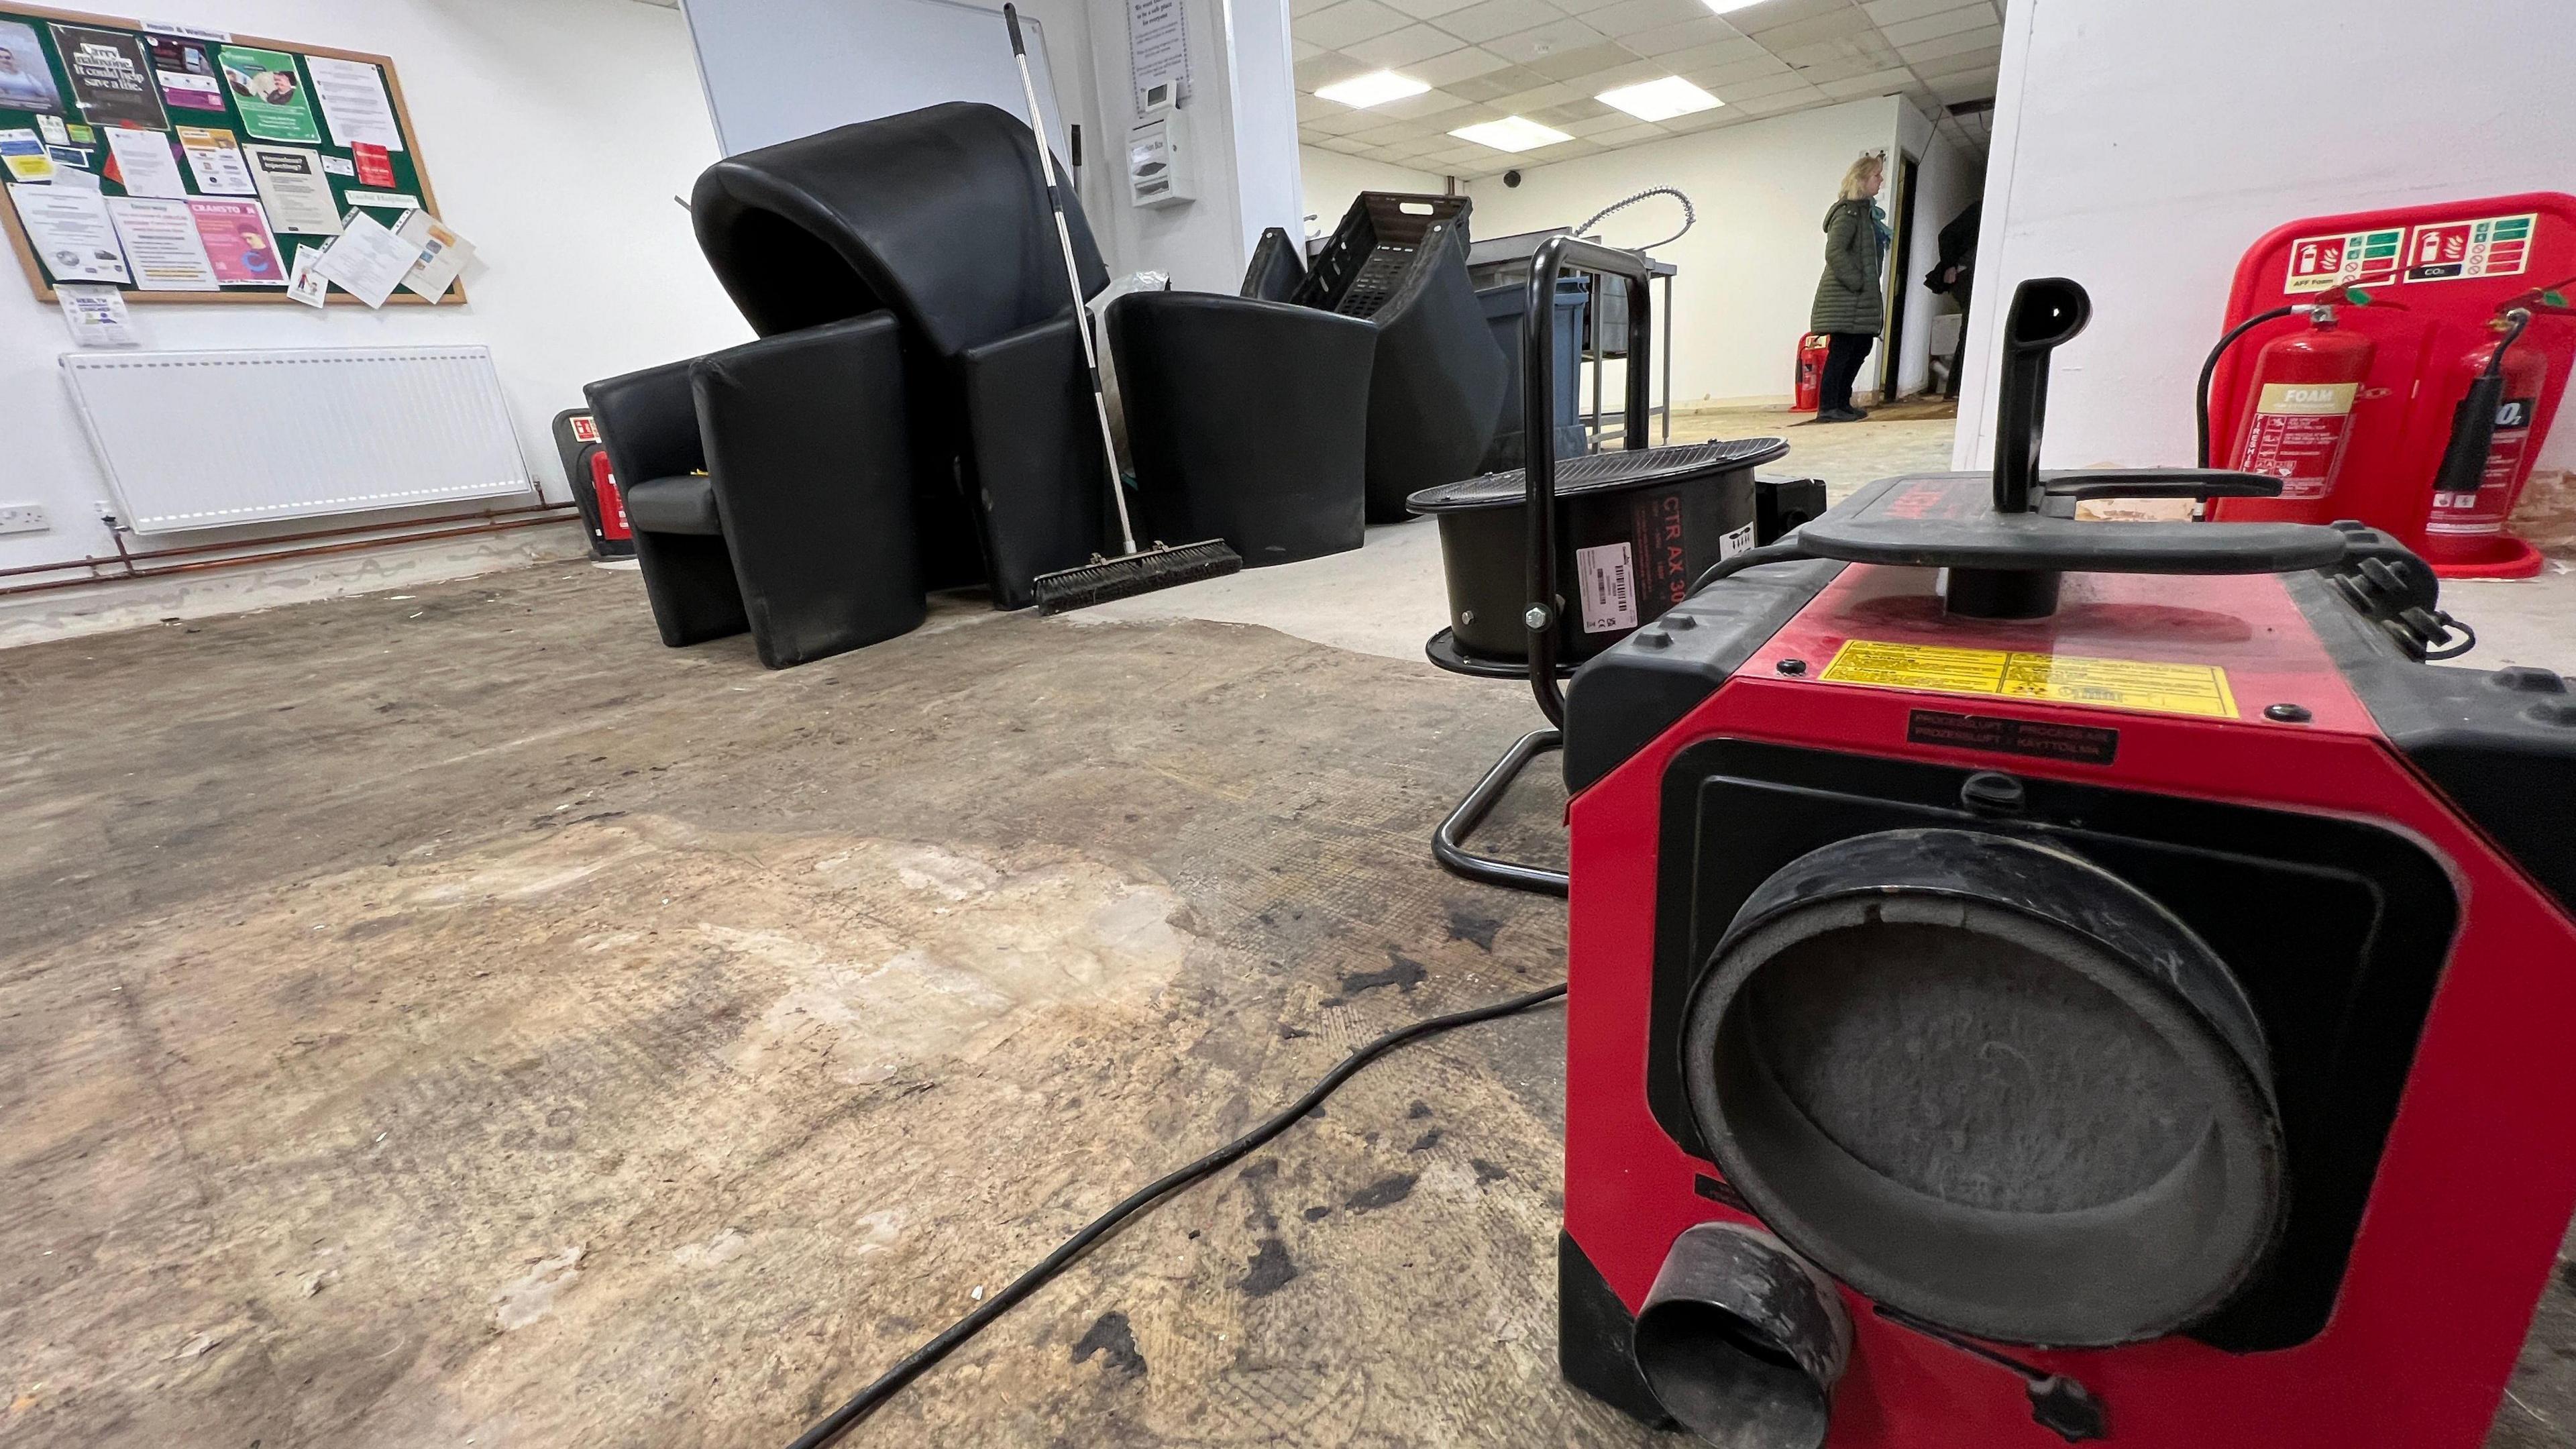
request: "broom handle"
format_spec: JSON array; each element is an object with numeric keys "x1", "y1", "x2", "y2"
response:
[{"x1": 1006, "y1": 5, "x2": 1138, "y2": 555}]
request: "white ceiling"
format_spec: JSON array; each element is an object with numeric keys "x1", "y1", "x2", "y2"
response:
[{"x1": 1295, "y1": 0, "x2": 2000, "y2": 178}]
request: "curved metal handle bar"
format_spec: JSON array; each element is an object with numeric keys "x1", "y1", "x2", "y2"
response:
[
  {"x1": 1431, "y1": 728, "x2": 1568, "y2": 898},
  {"x1": 1524, "y1": 235, "x2": 1655, "y2": 726}
]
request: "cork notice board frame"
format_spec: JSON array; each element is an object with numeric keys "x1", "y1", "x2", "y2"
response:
[{"x1": 0, "y1": 3, "x2": 460, "y2": 305}]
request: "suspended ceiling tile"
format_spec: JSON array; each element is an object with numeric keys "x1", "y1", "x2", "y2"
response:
[
  {"x1": 1344, "y1": 21, "x2": 1472, "y2": 66},
  {"x1": 1431, "y1": 0, "x2": 1566, "y2": 44},
  {"x1": 1585, "y1": 0, "x2": 1720, "y2": 37},
  {"x1": 1294, "y1": 0, "x2": 1416, "y2": 51},
  {"x1": 1293, "y1": 50, "x2": 1373, "y2": 89},
  {"x1": 1481, "y1": 16, "x2": 1614, "y2": 63},
  {"x1": 1818, "y1": 66, "x2": 1913, "y2": 98},
  {"x1": 1621, "y1": 15, "x2": 1741, "y2": 55},
  {"x1": 1862, "y1": 0, "x2": 1972, "y2": 24},
  {"x1": 1409, "y1": 46, "x2": 1517, "y2": 85},
  {"x1": 1528, "y1": 42, "x2": 1650, "y2": 80},
  {"x1": 1374, "y1": 86, "x2": 1474, "y2": 118},
  {"x1": 1736, "y1": 0, "x2": 1867, "y2": 37},
  {"x1": 1379, "y1": 0, "x2": 1487, "y2": 19},
  {"x1": 1909, "y1": 46, "x2": 1998, "y2": 80},
  {"x1": 1589, "y1": 120, "x2": 1671, "y2": 147},
  {"x1": 1897, "y1": 22, "x2": 2000, "y2": 64},
  {"x1": 1878, "y1": 2, "x2": 1996, "y2": 48}
]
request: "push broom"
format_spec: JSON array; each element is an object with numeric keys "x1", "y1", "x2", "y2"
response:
[{"x1": 1005, "y1": 4, "x2": 1240, "y2": 613}]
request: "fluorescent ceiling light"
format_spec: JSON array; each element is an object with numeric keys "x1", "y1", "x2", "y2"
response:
[
  {"x1": 1448, "y1": 115, "x2": 1573, "y2": 153},
  {"x1": 1597, "y1": 76, "x2": 1723, "y2": 122},
  {"x1": 1316, "y1": 70, "x2": 1430, "y2": 109},
  {"x1": 1701, "y1": 0, "x2": 1768, "y2": 12}
]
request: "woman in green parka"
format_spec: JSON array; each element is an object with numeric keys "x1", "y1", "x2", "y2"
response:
[{"x1": 1811, "y1": 151, "x2": 1888, "y2": 423}]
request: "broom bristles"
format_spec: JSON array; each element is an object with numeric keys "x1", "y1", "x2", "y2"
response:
[{"x1": 1032, "y1": 539, "x2": 1242, "y2": 615}]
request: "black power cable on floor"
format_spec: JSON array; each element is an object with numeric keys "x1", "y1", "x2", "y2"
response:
[{"x1": 783, "y1": 979, "x2": 1571, "y2": 1449}]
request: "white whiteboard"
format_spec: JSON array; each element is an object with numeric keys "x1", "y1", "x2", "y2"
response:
[{"x1": 680, "y1": 0, "x2": 1072, "y2": 162}]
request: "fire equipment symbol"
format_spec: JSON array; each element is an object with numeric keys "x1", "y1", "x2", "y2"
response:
[
  {"x1": 2404, "y1": 213, "x2": 2534, "y2": 283},
  {"x1": 2286, "y1": 227, "x2": 2403, "y2": 292}
]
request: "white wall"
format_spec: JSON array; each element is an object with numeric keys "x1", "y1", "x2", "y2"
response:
[
  {"x1": 1, "y1": 0, "x2": 747, "y2": 578},
  {"x1": 1892, "y1": 99, "x2": 1977, "y2": 399},
  {"x1": 1297, "y1": 146, "x2": 1442, "y2": 235},
  {"x1": 1958, "y1": 0, "x2": 2576, "y2": 473},
  {"x1": 1462, "y1": 97, "x2": 1907, "y2": 406}
]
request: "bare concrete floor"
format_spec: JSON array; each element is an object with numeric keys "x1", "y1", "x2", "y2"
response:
[{"x1": 6, "y1": 400, "x2": 2574, "y2": 1446}]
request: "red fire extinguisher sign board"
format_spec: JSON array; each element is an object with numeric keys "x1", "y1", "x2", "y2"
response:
[{"x1": 2211, "y1": 192, "x2": 2576, "y2": 578}]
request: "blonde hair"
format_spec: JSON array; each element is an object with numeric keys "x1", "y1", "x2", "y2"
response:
[{"x1": 1838, "y1": 152, "x2": 1885, "y2": 201}]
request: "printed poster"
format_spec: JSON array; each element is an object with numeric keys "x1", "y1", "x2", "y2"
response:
[
  {"x1": 10, "y1": 182, "x2": 131, "y2": 283},
  {"x1": 285, "y1": 242, "x2": 329, "y2": 307},
  {"x1": 246, "y1": 145, "x2": 340, "y2": 235},
  {"x1": 352, "y1": 142, "x2": 394, "y2": 188},
  {"x1": 309, "y1": 209, "x2": 418, "y2": 308},
  {"x1": 57, "y1": 281, "x2": 142, "y2": 347},
  {"x1": 103, "y1": 123, "x2": 188, "y2": 199},
  {"x1": 1, "y1": 127, "x2": 50, "y2": 182},
  {"x1": 187, "y1": 197, "x2": 287, "y2": 284},
  {"x1": 36, "y1": 113, "x2": 68, "y2": 145},
  {"x1": 149, "y1": 34, "x2": 225, "y2": 111},
  {"x1": 396, "y1": 209, "x2": 471, "y2": 301},
  {"x1": 217, "y1": 46, "x2": 319, "y2": 144},
  {"x1": 0, "y1": 23, "x2": 64, "y2": 113},
  {"x1": 305, "y1": 56, "x2": 402, "y2": 151},
  {"x1": 319, "y1": 153, "x2": 354, "y2": 178},
  {"x1": 52, "y1": 25, "x2": 168, "y2": 131},
  {"x1": 178, "y1": 125, "x2": 256, "y2": 194},
  {"x1": 105, "y1": 195, "x2": 217, "y2": 289}
]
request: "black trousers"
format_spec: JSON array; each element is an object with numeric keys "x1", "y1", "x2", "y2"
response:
[{"x1": 1819, "y1": 331, "x2": 1874, "y2": 414}]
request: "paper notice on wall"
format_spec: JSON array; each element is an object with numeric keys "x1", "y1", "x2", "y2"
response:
[
  {"x1": 53, "y1": 25, "x2": 168, "y2": 130},
  {"x1": 104, "y1": 123, "x2": 188, "y2": 197},
  {"x1": 10, "y1": 182, "x2": 129, "y2": 282},
  {"x1": 50, "y1": 158, "x2": 99, "y2": 193},
  {"x1": 187, "y1": 197, "x2": 287, "y2": 284},
  {"x1": 394, "y1": 209, "x2": 471, "y2": 301},
  {"x1": 58, "y1": 281, "x2": 142, "y2": 347},
  {"x1": 177, "y1": 125, "x2": 255, "y2": 194},
  {"x1": 36, "y1": 113, "x2": 68, "y2": 146},
  {"x1": 309, "y1": 209, "x2": 421, "y2": 308},
  {"x1": 319, "y1": 153, "x2": 355, "y2": 178},
  {"x1": 105, "y1": 195, "x2": 217, "y2": 289},
  {"x1": 148, "y1": 34, "x2": 225, "y2": 111},
  {"x1": 1128, "y1": 0, "x2": 1189, "y2": 111},
  {"x1": 351, "y1": 142, "x2": 395, "y2": 188},
  {"x1": 343, "y1": 189, "x2": 419, "y2": 215},
  {"x1": 305, "y1": 56, "x2": 403, "y2": 152},
  {"x1": 217, "y1": 44, "x2": 320, "y2": 144},
  {"x1": 1, "y1": 128, "x2": 51, "y2": 182},
  {"x1": 285, "y1": 242, "x2": 329, "y2": 307},
  {"x1": 245, "y1": 145, "x2": 340, "y2": 235}
]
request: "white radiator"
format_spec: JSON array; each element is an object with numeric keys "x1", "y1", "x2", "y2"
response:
[{"x1": 61, "y1": 346, "x2": 537, "y2": 535}]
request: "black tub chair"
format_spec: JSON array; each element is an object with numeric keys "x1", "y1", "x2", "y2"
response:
[
  {"x1": 690, "y1": 101, "x2": 1112, "y2": 608},
  {"x1": 585, "y1": 315, "x2": 922, "y2": 668},
  {"x1": 1106, "y1": 292, "x2": 1376, "y2": 566}
]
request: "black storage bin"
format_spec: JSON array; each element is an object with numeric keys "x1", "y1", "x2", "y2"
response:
[
  {"x1": 1409, "y1": 438, "x2": 1786, "y2": 663},
  {"x1": 1477, "y1": 278, "x2": 1591, "y2": 474}
]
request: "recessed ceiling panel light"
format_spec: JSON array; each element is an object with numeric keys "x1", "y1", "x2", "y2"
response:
[
  {"x1": 1701, "y1": 0, "x2": 1766, "y2": 13},
  {"x1": 1597, "y1": 75, "x2": 1723, "y2": 122},
  {"x1": 1316, "y1": 70, "x2": 1431, "y2": 109},
  {"x1": 1448, "y1": 115, "x2": 1574, "y2": 153}
]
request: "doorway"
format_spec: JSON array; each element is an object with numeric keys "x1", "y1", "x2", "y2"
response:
[{"x1": 1878, "y1": 151, "x2": 1919, "y2": 402}]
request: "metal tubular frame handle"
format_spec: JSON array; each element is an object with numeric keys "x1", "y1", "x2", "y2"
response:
[{"x1": 1523, "y1": 235, "x2": 1656, "y2": 727}]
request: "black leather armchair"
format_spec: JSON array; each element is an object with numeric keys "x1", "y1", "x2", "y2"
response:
[
  {"x1": 1107, "y1": 292, "x2": 1376, "y2": 566},
  {"x1": 690, "y1": 102, "x2": 1112, "y2": 608},
  {"x1": 585, "y1": 314, "x2": 922, "y2": 668}
]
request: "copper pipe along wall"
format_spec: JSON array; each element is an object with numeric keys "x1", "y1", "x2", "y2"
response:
[
  {"x1": 0, "y1": 501, "x2": 573, "y2": 583},
  {"x1": 0, "y1": 509, "x2": 582, "y2": 598}
]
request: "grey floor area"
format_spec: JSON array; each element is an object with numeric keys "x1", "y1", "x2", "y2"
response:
[{"x1": 5, "y1": 402, "x2": 2571, "y2": 1448}]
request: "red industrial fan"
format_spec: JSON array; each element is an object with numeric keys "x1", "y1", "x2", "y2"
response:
[{"x1": 1552, "y1": 279, "x2": 2576, "y2": 1447}]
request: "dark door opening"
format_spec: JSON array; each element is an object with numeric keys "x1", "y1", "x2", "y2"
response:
[{"x1": 1879, "y1": 151, "x2": 1919, "y2": 403}]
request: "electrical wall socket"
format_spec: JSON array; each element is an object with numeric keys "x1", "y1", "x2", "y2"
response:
[{"x1": 0, "y1": 503, "x2": 52, "y2": 535}]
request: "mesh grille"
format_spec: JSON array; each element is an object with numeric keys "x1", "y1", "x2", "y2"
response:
[{"x1": 1409, "y1": 437, "x2": 1790, "y2": 513}]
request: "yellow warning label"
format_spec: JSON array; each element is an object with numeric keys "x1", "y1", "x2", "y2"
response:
[{"x1": 1820, "y1": 640, "x2": 2240, "y2": 719}]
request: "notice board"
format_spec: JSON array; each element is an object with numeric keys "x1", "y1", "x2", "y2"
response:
[{"x1": 0, "y1": 5, "x2": 458, "y2": 304}]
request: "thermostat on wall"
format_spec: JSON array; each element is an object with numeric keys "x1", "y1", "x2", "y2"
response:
[{"x1": 1128, "y1": 108, "x2": 1194, "y2": 209}]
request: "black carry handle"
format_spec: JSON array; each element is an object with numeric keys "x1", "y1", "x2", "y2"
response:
[
  {"x1": 1523, "y1": 235, "x2": 1654, "y2": 726},
  {"x1": 1003, "y1": 1, "x2": 1027, "y2": 54},
  {"x1": 1994, "y1": 278, "x2": 2090, "y2": 513}
]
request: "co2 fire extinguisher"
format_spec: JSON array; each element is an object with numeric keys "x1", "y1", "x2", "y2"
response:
[
  {"x1": 2423, "y1": 308, "x2": 2546, "y2": 555},
  {"x1": 1794, "y1": 333, "x2": 1831, "y2": 413},
  {"x1": 2228, "y1": 304, "x2": 2375, "y2": 502}
]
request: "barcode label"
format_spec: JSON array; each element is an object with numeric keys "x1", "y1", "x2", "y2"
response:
[
  {"x1": 1576, "y1": 542, "x2": 1638, "y2": 634},
  {"x1": 1719, "y1": 522, "x2": 1756, "y2": 560}
]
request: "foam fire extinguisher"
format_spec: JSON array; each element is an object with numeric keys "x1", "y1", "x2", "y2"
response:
[
  {"x1": 1794, "y1": 333, "x2": 1831, "y2": 413},
  {"x1": 590, "y1": 449, "x2": 633, "y2": 545},
  {"x1": 2226, "y1": 303, "x2": 2375, "y2": 505},
  {"x1": 2422, "y1": 307, "x2": 2545, "y2": 559}
]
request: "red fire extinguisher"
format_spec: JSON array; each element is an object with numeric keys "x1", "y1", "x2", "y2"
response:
[
  {"x1": 2227, "y1": 305, "x2": 2375, "y2": 511},
  {"x1": 590, "y1": 449, "x2": 632, "y2": 543},
  {"x1": 1794, "y1": 333, "x2": 1831, "y2": 413},
  {"x1": 2421, "y1": 309, "x2": 2548, "y2": 564}
]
